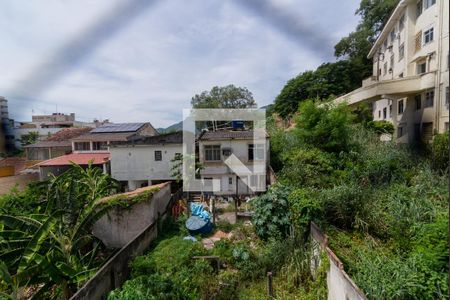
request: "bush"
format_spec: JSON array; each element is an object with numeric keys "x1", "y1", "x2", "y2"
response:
[
  {"x1": 251, "y1": 185, "x2": 292, "y2": 240},
  {"x1": 366, "y1": 120, "x2": 394, "y2": 135},
  {"x1": 429, "y1": 132, "x2": 449, "y2": 173},
  {"x1": 294, "y1": 100, "x2": 355, "y2": 153},
  {"x1": 288, "y1": 188, "x2": 324, "y2": 235}
]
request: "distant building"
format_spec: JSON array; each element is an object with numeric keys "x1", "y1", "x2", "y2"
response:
[
  {"x1": 24, "y1": 127, "x2": 92, "y2": 161},
  {"x1": 0, "y1": 97, "x2": 15, "y2": 154},
  {"x1": 37, "y1": 122, "x2": 158, "y2": 180},
  {"x1": 110, "y1": 131, "x2": 183, "y2": 191},
  {"x1": 334, "y1": 0, "x2": 449, "y2": 143},
  {"x1": 198, "y1": 129, "x2": 270, "y2": 196}
]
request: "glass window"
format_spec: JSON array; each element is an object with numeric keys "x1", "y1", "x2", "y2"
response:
[
  {"x1": 92, "y1": 141, "x2": 107, "y2": 151},
  {"x1": 248, "y1": 144, "x2": 265, "y2": 161},
  {"x1": 74, "y1": 142, "x2": 90, "y2": 151},
  {"x1": 383, "y1": 62, "x2": 388, "y2": 75},
  {"x1": 417, "y1": 0, "x2": 423, "y2": 17},
  {"x1": 415, "y1": 94, "x2": 422, "y2": 110},
  {"x1": 154, "y1": 150, "x2": 162, "y2": 161},
  {"x1": 249, "y1": 174, "x2": 257, "y2": 187},
  {"x1": 398, "y1": 100, "x2": 404, "y2": 114},
  {"x1": 423, "y1": 28, "x2": 434, "y2": 44},
  {"x1": 425, "y1": 90, "x2": 434, "y2": 107},
  {"x1": 399, "y1": 43, "x2": 404, "y2": 61},
  {"x1": 417, "y1": 62, "x2": 426, "y2": 74},
  {"x1": 383, "y1": 107, "x2": 387, "y2": 119},
  {"x1": 424, "y1": 0, "x2": 436, "y2": 9},
  {"x1": 397, "y1": 126, "x2": 405, "y2": 138},
  {"x1": 378, "y1": 110, "x2": 381, "y2": 118},
  {"x1": 204, "y1": 145, "x2": 221, "y2": 161},
  {"x1": 228, "y1": 177, "x2": 233, "y2": 185}
]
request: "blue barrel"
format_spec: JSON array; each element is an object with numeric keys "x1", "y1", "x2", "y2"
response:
[{"x1": 186, "y1": 216, "x2": 213, "y2": 235}]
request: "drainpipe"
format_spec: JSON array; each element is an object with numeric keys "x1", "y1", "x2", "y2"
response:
[{"x1": 433, "y1": 0, "x2": 443, "y2": 134}]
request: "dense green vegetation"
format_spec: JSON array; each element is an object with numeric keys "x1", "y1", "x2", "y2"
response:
[
  {"x1": 265, "y1": 101, "x2": 449, "y2": 299},
  {"x1": 0, "y1": 165, "x2": 120, "y2": 299}
]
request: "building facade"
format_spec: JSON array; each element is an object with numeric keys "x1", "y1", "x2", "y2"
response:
[
  {"x1": 198, "y1": 130, "x2": 269, "y2": 196},
  {"x1": 110, "y1": 131, "x2": 182, "y2": 191},
  {"x1": 335, "y1": 0, "x2": 449, "y2": 143},
  {"x1": 0, "y1": 97, "x2": 15, "y2": 154}
]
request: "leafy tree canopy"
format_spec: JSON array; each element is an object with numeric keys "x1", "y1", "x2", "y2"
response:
[{"x1": 191, "y1": 85, "x2": 256, "y2": 109}]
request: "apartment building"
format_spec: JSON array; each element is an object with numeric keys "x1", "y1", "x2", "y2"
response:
[
  {"x1": 198, "y1": 129, "x2": 269, "y2": 196},
  {"x1": 335, "y1": 0, "x2": 449, "y2": 143}
]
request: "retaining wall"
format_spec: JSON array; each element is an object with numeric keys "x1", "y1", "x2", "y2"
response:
[{"x1": 310, "y1": 222, "x2": 367, "y2": 300}]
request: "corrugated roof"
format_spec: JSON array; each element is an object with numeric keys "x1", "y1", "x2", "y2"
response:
[
  {"x1": 38, "y1": 153, "x2": 110, "y2": 167},
  {"x1": 199, "y1": 130, "x2": 267, "y2": 140},
  {"x1": 24, "y1": 141, "x2": 71, "y2": 148},
  {"x1": 112, "y1": 131, "x2": 183, "y2": 146},
  {"x1": 91, "y1": 123, "x2": 145, "y2": 133}
]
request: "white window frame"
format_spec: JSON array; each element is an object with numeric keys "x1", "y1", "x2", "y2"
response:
[
  {"x1": 423, "y1": 27, "x2": 434, "y2": 45},
  {"x1": 204, "y1": 145, "x2": 221, "y2": 161},
  {"x1": 248, "y1": 143, "x2": 265, "y2": 161},
  {"x1": 425, "y1": 90, "x2": 434, "y2": 107},
  {"x1": 74, "y1": 142, "x2": 90, "y2": 151}
]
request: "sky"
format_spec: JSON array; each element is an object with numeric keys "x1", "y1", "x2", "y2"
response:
[{"x1": 0, "y1": 0, "x2": 361, "y2": 128}]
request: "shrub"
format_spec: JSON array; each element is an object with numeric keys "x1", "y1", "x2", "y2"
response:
[
  {"x1": 429, "y1": 132, "x2": 449, "y2": 173},
  {"x1": 251, "y1": 185, "x2": 292, "y2": 240},
  {"x1": 294, "y1": 100, "x2": 355, "y2": 153},
  {"x1": 366, "y1": 120, "x2": 394, "y2": 135},
  {"x1": 288, "y1": 188, "x2": 324, "y2": 235}
]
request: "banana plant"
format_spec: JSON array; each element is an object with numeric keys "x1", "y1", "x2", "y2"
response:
[{"x1": 0, "y1": 164, "x2": 119, "y2": 299}]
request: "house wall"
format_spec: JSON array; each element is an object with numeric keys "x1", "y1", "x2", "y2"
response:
[
  {"x1": 199, "y1": 138, "x2": 269, "y2": 195},
  {"x1": 110, "y1": 144, "x2": 182, "y2": 189}
]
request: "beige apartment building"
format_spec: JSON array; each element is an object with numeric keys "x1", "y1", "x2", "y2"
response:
[{"x1": 335, "y1": 0, "x2": 449, "y2": 143}]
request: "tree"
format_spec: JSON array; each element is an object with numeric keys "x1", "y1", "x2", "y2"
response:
[
  {"x1": 191, "y1": 85, "x2": 256, "y2": 109},
  {"x1": 20, "y1": 132, "x2": 39, "y2": 147}
]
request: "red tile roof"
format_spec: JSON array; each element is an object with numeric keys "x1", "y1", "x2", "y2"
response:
[
  {"x1": 37, "y1": 153, "x2": 110, "y2": 167},
  {"x1": 46, "y1": 127, "x2": 92, "y2": 141}
]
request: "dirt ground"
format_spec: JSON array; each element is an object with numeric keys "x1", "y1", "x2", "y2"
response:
[{"x1": 0, "y1": 174, "x2": 38, "y2": 195}]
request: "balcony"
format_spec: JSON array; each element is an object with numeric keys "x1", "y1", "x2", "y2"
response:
[{"x1": 334, "y1": 71, "x2": 436, "y2": 105}]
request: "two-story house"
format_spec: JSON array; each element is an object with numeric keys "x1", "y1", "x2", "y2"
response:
[
  {"x1": 37, "y1": 122, "x2": 157, "y2": 179},
  {"x1": 109, "y1": 131, "x2": 183, "y2": 191},
  {"x1": 198, "y1": 129, "x2": 269, "y2": 196},
  {"x1": 335, "y1": 0, "x2": 449, "y2": 143}
]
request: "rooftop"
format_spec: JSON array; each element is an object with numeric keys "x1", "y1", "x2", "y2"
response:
[
  {"x1": 24, "y1": 127, "x2": 92, "y2": 148},
  {"x1": 91, "y1": 123, "x2": 146, "y2": 133},
  {"x1": 37, "y1": 152, "x2": 110, "y2": 167},
  {"x1": 199, "y1": 130, "x2": 268, "y2": 141},
  {"x1": 112, "y1": 131, "x2": 183, "y2": 146}
]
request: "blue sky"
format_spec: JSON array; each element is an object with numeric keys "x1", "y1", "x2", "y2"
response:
[{"x1": 0, "y1": 0, "x2": 360, "y2": 128}]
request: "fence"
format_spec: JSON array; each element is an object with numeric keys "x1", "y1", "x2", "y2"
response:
[
  {"x1": 310, "y1": 222, "x2": 367, "y2": 300},
  {"x1": 70, "y1": 183, "x2": 180, "y2": 300}
]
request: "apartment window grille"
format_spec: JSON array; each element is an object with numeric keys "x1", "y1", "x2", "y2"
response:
[
  {"x1": 399, "y1": 43, "x2": 404, "y2": 61},
  {"x1": 416, "y1": 0, "x2": 423, "y2": 17},
  {"x1": 390, "y1": 30, "x2": 395, "y2": 44},
  {"x1": 399, "y1": 14, "x2": 405, "y2": 31},
  {"x1": 446, "y1": 87, "x2": 449, "y2": 109},
  {"x1": 92, "y1": 141, "x2": 107, "y2": 151},
  {"x1": 423, "y1": 28, "x2": 434, "y2": 44},
  {"x1": 415, "y1": 31, "x2": 422, "y2": 52},
  {"x1": 154, "y1": 150, "x2": 162, "y2": 161},
  {"x1": 383, "y1": 107, "x2": 387, "y2": 119},
  {"x1": 74, "y1": 142, "x2": 90, "y2": 151},
  {"x1": 383, "y1": 62, "x2": 388, "y2": 75},
  {"x1": 415, "y1": 94, "x2": 422, "y2": 110},
  {"x1": 204, "y1": 145, "x2": 221, "y2": 161},
  {"x1": 398, "y1": 100, "x2": 404, "y2": 114},
  {"x1": 425, "y1": 90, "x2": 434, "y2": 107},
  {"x1": 424, "y1": 0, "x2": 436, "y2": 9},
  {"x1": 417, "y1": 61, "x2": 426, "y2": 74},
  {"x1": 248, "y1": 144, "x2": 265, "y2": 161}
]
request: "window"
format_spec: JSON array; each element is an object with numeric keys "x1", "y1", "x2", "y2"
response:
[
  {"x1": 399, "y1": 14, "x2": 405, "y2": 31},
  {"x1": 415, "y1": 94, "x2": 422, "y2": 110},
  {"x1": 204, "y1": 145, "x2": 221, "y2": 161},
  {"x1": 154, "y1": 150, "x2": 162, "y2": 161},
  {"x1": 417, "y1": 61, "x2": 426, "y2": 74},
  {"x1": 383, "y1": 62, "x2": 388, "y2": 75},
  {"x1": 416, "y1": 0, "x2": 423, "y2": 17},
  {"x1": 424, "y1": 0, "x2": 436, "y2": 9},
  {"x1": 390, "y1": 30, "x2": 395, "y2": 44},
  {"x1": 445, "y1": 122, "x2": 449, "y2": 132},
  {"x1": 92, "y1": 141, "x2": 107, "y2": 151},
  {"x1": 423, "y1": 28, "x2": 434, "y2": 44},
  {"x1": 425, "y1": 90, "x2": 434, "y2": 107},
  {"x1": 446, "y1": 87, "x2": 449, "y2": 109},
  {"x1": 390, "y1": 55, "x2": 394, "y2": 71},
  {"x1": 248, "y1": 144, "x2": 265, "y2": 161},
  {"x1": 228, "y1": 177, "x2": 233, "y2": 185},
  {"x1": 397, "y1": 126, "x2": 405, "y2": 138},
  {"x1": 74, "y1": 142, "x2": 90, "y2": 151},
  {"x1": 249, "y1": 175, "x2": 257, "y2": 187},
  {"x1": 383, "y1": 107, "x2": 387, "y2": 119},
  {"x1": 398, "y1": 100, "x2": 404, "y2": 114},
  {"x1": 378, "y1": 110, "x2": 381, "y2": 118},
  {"x1": 399, "y1": 43, "x2": 404, "y2": 61}
]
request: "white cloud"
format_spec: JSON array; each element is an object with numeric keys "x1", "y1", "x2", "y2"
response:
[{"x1": 0, "y1": 0, "x2": 360, "y2": 128}]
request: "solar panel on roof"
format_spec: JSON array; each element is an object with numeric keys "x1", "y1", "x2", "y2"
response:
[{"x1": 91, "y1": 123, "x2": 145, "y2": 133}]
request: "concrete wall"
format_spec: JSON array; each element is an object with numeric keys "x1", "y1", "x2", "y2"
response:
[
  {"x1": 310, "y1": 222, "x2": 367, "y2": 300},
  {"x1": 110, "y1": 144, "x2": 182, "y2": 185},
  {"x1": 92, "y1": 182, "x2": 171, "y2": 248}
]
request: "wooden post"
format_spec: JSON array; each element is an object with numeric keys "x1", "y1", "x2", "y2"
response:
[{"x1": 267, "y1": 272, "x2": 273, "y2": 298}]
